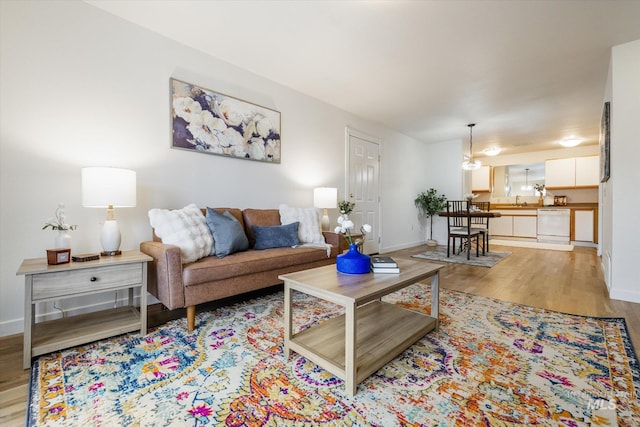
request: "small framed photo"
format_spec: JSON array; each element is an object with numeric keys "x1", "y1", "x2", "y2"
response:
[{"x1": 47, "y1": 249, "x2": 71, "y2": 265}]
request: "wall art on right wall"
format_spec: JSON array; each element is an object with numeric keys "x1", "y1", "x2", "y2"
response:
[{"x1": 600, "y1": 101, "x2": 610, "y2": 182}]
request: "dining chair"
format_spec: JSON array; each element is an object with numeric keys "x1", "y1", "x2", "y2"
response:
[
  {"x1": 446, "y1": 200, "x2": 481, "y2": 260},
  {"x1": 471, "y1": 201, "x2": 491, "y2": 254}
]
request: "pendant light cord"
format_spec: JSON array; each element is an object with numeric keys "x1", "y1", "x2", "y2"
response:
[
  {"x1": 462, "y1": 123, "x2": 481, "y2": 170},
  {"x1": 468, "y1": 123, "x2": 476, "y2": 159}
]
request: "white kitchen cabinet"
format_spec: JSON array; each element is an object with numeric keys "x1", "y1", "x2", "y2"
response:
[
  {"x1": 575, "y1": 156, "x2": 600, "y2": 187},
  {"x1": 472, "y1": 165, "x2": 492, "y2": 192},
  {"x1": 490, "y1": 210, "x2": 537, "y2": 237},
  {"x1": 573, "y1": 209, "x2": 595, "y2": 242},
  {"x1": 490, "y1": 215, "x2": 513, "y2": 236},
  {"x1": 545, "y1": 158, "x2": 575, "y2": 188},
  {"x1": 513, "y1": 216, "x2": 537, "y2": 238},
  {"x1": 546, "y1": 156, "x2": 599, "y2": 188}
]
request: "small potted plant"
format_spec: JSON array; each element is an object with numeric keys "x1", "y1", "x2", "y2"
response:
[
  {"x1": 414, "y1": 188, "x2": 447, "y2": 246},
  {"x1": 535, "y1": 184, "x2": 546, "y2": 206},
  {"x1": 43, "y1": 203, "x2": 77, "y2": 249},
  {"x1": 43, "y1": 203, "x2": 77, "y2": 264},
  {"x1": 337, "y1": 199, "x2": 355, "y2": 217}
]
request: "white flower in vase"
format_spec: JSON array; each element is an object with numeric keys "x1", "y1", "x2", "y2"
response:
[{"x1": 335, "y1": 215, "x2": 372, "y2": 247}]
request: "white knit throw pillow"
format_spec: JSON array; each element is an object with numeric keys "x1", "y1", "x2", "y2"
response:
[
  {"x1": 279, "y1": 204, "x2": 325, "y2": 244},
  {"x1": 148, "y1": 203, "x2": 213, "y2": 263}
]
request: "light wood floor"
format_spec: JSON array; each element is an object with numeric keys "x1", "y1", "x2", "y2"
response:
[{"x1": 1, "y1": 244, "x2": 638, "y2": 425}]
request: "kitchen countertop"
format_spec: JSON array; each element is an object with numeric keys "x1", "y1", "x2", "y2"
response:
[{"x1": 492, "y1": 203, "x2": 598, "y2": 210}]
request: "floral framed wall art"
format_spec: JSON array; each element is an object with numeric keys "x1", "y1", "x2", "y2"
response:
[
  {"x1": 599, "y1": 101, "x2": 610, "y2": 182},
  {"x1": 170, "y1": 78, "x2": 281, "y2": 163}
]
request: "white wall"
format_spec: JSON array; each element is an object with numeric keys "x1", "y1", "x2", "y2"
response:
[
  {"x1": 379, "y1": 137, "x2": 463, "y2": 251},
  {"x1": 606, "y1": 39, "x2": 640, "y2": 302},
  {"x1": 600, "y1": 50, "x2": 613, "y2": 282},
  {"x1": 0, "y1": 1, "x2": 458, "y2": 335}
]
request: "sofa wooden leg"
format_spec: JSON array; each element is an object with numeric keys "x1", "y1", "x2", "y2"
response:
[{"x1": 187, "y1": 305, "x2": 196, "y2": 332}]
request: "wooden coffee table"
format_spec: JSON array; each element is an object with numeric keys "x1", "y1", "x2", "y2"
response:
[{"x1": 279, "y1": 259, "x2": 443, "y2": 397}]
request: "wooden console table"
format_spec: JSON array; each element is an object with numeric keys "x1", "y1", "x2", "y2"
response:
[{"x1": 17, "y1": 250, "x2": 151, "y2": 369}]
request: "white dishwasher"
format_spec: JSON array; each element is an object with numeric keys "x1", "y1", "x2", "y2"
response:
[{"x1": 537, "y1": 208, "x2": 570, "y2": 243}]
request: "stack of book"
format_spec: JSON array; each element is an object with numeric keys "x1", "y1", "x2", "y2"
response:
[{"x1": 370, "y1": 256, "x2": 399, "y2": 273}]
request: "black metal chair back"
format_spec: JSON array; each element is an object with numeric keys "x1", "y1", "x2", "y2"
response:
[
  {"x1": 470, "y1": 201, "x2": 491, "y2": 253},
  {"x1": 446, "y1": 200, "x2": 470, "y2": 228},
  {"x1": 446, "y1": 200, "x2": 481, "y2": 259},
  {"x1": 470, "y1": 201, "x2": 491, "y2": 225}
]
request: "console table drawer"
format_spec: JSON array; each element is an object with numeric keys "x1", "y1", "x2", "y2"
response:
[{"x1": 32, "y1": 263, "x2": 143, "y2": 300}]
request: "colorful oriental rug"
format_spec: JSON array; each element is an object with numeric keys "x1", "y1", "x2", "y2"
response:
[{"x1": 28, "y1": 286, "x2": 640, "y2": 426}]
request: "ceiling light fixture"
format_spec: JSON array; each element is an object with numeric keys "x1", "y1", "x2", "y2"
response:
[
  {"x1": 560, "y1": 137, "x2": 582, "y2": 147},
  {"x1": 462, "y1": 123, "x2": 481, "y2": 171},
  {"x1": 483, "y1": 147, "x2": 502, "y2": 156},
  {"x1": 521, "y1": 168, "x2": 533, "y2": 191}
]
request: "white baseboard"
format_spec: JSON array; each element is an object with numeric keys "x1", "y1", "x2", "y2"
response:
[
  {"x1": 609, "y1": 289, "x2": 640, "y2": 304},
  {"x1": 490, "y1": 239, "x2": 574, "y2": 251},
  {"x1": 571, "y1": 241, "x2": 598, "y2": 248},
  {"x1": 380, "y1": 239, "x2": 427, "y2": 254}
]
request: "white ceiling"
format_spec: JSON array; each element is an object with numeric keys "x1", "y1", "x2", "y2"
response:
[{"x1": 86, "y1": 0, "x2": 640, "y2": 157}]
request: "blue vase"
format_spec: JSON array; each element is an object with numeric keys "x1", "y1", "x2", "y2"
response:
[{"x1": 336, "y1": 243, "x2": 371, "y2": 274}]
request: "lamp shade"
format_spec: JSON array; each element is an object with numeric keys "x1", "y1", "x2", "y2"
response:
[
  {"x1": 313, "y1": 187, "x2": 337, "y2": 209},
  {"x1": 82, "y1": 167, "x2": 136, "y2": 208}
]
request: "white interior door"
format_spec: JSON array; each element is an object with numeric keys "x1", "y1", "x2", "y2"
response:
[{"x1": 347, "y1": 128, "x2": 380, "y2": 255}]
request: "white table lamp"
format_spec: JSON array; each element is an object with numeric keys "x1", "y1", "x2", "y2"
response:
[
  {"x1": 82, "y1": 167, "x2": 136, "y2": 256},
  {"x1": 313, "y1": 187, "x2": 337, "y2": 231}
]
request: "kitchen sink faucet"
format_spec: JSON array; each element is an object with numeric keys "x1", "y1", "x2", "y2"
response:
[{"x1": 515, "y1": 195, "x2": 527, "y2": 207}]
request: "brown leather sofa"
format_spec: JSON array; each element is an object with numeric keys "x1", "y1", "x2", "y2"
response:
[{"x1": 140, "y1": 208, "x2": 340, "y2": 331}]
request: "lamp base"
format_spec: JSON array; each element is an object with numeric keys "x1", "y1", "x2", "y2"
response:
[
  {"x1": 320, "y1": 208, "x2": 330, "y2": 232},
  {"x1": 100, "y1": 250, "x2": 122, "y2": 257},
  {"x1": 101, "y1": 217, "x2": 122, "y2": 256}
]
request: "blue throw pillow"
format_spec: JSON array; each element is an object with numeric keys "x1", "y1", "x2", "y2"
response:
[
  {"x1": 252, "y1": 222, "x2": 301, "y2": 250},
  {"x1": 205, "y1": 208, "x2": 249, "y2": 258}
]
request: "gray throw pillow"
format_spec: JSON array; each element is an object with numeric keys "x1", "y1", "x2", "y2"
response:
[
  {"x1": 205, "y1": 208, "x2": 249, "y2": 258},
  {"x1": 252, "y1": 222, "x2": 301, "y2": 250}
]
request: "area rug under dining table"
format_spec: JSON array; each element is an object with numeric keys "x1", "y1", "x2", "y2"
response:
[
  {"x1": 412, "y1": 245, "x2": 511, "y2": 267},
  {"x1": 27, "y1": 286, "x2": 640, "y2": 426}
]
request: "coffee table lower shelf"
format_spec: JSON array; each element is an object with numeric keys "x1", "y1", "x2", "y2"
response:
[{"x1": 288, "y1": 300, "x2": 436, "y2": 388}]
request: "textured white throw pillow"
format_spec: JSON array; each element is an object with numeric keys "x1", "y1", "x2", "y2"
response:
[
  {"x1": 148, "y1": 203, "x2": 214, "y2": 264},
  {"x1": 279, "y1": 204, "x2": 325, "y2": 244}
]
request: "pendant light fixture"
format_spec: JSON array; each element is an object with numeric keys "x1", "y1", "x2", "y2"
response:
[
  {"x1": 521, "y1": 168, "x2": 533, "y2": 191},
  {"x1": 462, "y1": 123, "x2": 482, "y2": 171}
]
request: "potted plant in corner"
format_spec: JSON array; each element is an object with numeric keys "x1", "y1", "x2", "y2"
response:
[{"x1": 414, "y1": 188, "x2": 447, "y2": 246}]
